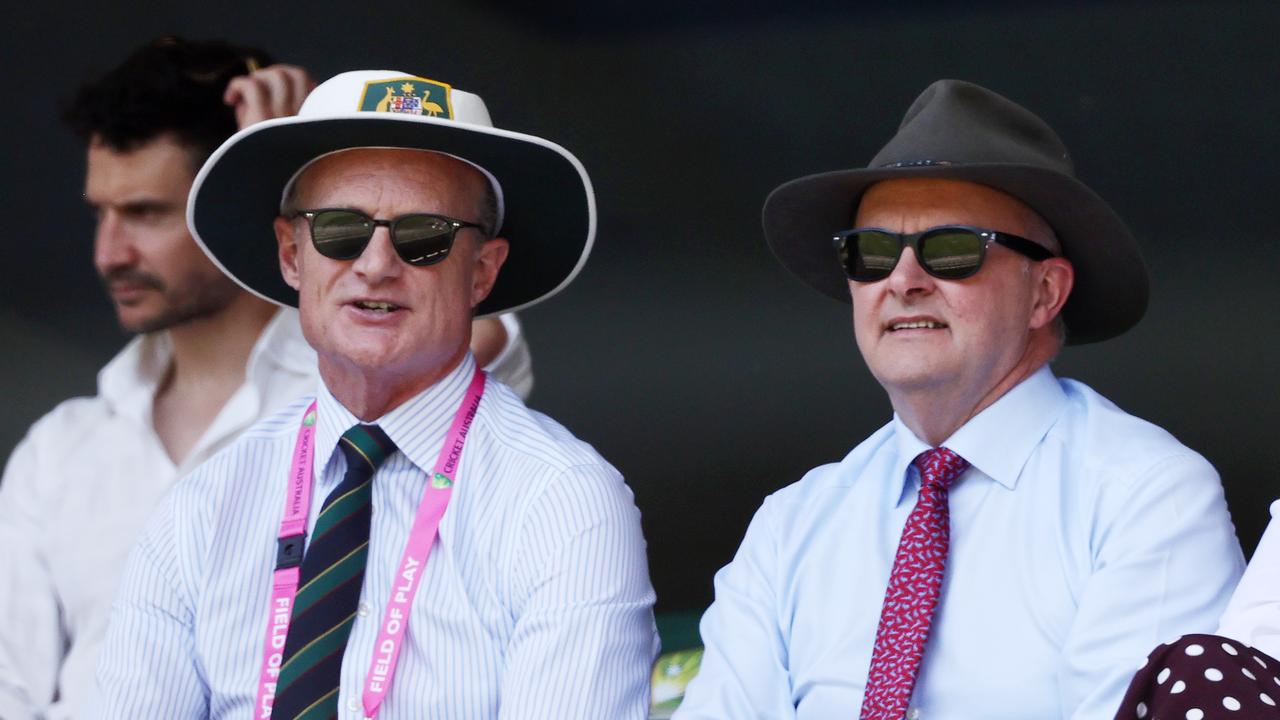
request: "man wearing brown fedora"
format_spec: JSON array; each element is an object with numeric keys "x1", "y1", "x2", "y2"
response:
[{"x1": 675, "y1": 80, "x2": 1244, "y2": 719}]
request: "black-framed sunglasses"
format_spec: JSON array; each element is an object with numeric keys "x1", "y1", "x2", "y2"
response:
[
  {"x1": 296, "y1": 208, "x2": 488, "y2": 267},
  {"x1": 833, "y1": 225, "x2": 1055, "y2": 282}
]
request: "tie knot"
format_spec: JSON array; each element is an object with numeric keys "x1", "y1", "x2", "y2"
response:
[
  {"x1": 339, "y1": 424, "x2": 396, "y2": 473},
  {"x1": 912, "y1": 447, "x2": 969, "y2": 489}
]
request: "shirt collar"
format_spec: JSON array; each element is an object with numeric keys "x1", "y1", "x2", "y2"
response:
[
  {"x1": 245, "y1": 308, "x2": 315, "y2": 386},
  {"x1": 97, "y1": 332, "x2": 171, "y2": 424},
  {"x1": 313, "y1": 353, "x2": 478, "y2": 476},
  {"x1": 888, "y1": 364, "x2": 1068, "y2": 504},
  {"x1": 97, "y1": 308, "x2": 312, "y2": 423}
]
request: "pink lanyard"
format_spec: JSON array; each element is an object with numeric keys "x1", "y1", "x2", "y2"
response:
[{"x1": 255, "y1": 368, "x2": 486, "y2": 719}]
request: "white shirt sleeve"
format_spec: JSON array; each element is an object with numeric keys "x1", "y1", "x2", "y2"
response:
[
  {"x1": 674, "y1": 497, "x2": 796, "y2": 719},
  {"x1": 500, "y1": 463, "x2": 658, "y2": 719},
  {"x1": 483, "y1": 314, "x2": 533, "y2": 401},
  {"x1": 0, "y1": 434, "x2": 63, "y2": 720},
  {"x1": 1217, "y1": 500, "x2": 1280, "y2": 660},
  {"x1": 89, "y1": 494, "x2": 207, "y2": 718}
]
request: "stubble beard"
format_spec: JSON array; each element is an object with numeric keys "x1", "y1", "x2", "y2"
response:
[{"x1": 106, "y1": 269, "x2": 241, "y2": 334}]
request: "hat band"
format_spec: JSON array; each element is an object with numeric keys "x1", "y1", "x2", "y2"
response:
[{"x1": 878, "y1": 159, "x2": 953, "y2": 169}]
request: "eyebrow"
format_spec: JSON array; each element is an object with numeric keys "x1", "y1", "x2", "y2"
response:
[{"x1": 85, "y1": 198, "x2": 180, "y2": 215}]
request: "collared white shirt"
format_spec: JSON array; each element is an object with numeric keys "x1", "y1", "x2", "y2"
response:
[
  {"x1": 91, "y1": 353, "x2": 658, "y2": 719},
  {"x1": 0, "y1": 311, "x2": 532, "y2": 720},
  {"x1": 0, "y1": 309, "x2": 314, "y2": 720},
  {"x1": 676, "y1": 366, "x2": 1245, "y2": 720},
  {"x1": 1218, "y1": 500, "x2": 1280, "y2": 660}
]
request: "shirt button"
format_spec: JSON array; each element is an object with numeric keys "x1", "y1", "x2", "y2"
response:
[
  {"x1": 346, "y1": 697, "x2": 360, "y2": 712},
  {"x1": 357, "y1": 602, "x2": 371, "y2": 617},
  {"x1": 908, "y1": 708, "x2": 921, "y2": 720}
]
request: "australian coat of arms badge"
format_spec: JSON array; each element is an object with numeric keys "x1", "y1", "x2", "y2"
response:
[{"x1": 359, "y1": 77, "x2": 453, "y2": 118}]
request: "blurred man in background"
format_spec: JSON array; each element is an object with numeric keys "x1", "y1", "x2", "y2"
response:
[{"x1": 0, "y1": 37, "x2": 530, "y2": 720}]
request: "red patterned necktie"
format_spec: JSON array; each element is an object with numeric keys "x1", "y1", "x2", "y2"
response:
[{"x1": 859, "y1": 447, "x2": 970, "y2": 720}]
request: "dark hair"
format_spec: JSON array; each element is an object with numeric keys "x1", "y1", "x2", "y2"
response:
[{"x1": 63, "y1": 36, "x2": 273, "y2": 165}]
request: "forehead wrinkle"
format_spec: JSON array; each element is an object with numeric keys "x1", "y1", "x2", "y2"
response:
[
  {"x1": 308, "y1": 174, "x2": 391, "y2": 212},
  {"x1": 293, "y1": 150, "x2": 487, "y2": 219},
  {"x1": 856, "y1": 178, "x2": 1061, "y2": 254},
  {"x1": 294, "y1": 163, "x2": 398, "y2": 211},
  {"x1": 855, "y1": 203, "x2": 927, "y2": 234}
]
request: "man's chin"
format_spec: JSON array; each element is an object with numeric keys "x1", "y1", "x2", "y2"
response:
[
  {"x1": 871, "y1": 365, "x2": 955, "y2": 396},
  {"x1": 323, "y1": 343, "x2": 404, "y2": 374},
  {"x1": 118, "y1": 317, "x2": 176, "y2": 335},
  {"x1": 114, "y1": 305, "x2": 167, "y2": 334},
  {"x1": 115, "y1": 304, "x2": 213, "y2": 335}
]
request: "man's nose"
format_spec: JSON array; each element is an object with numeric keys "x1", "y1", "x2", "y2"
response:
[
  {"x1": 93, "y1": 212, "x2": 136, "y2": 273},
  {"x1": 350, "y1": 226, "x2": 404, "y2": 281},
  {"x1": 884, "y1": 246, "x2": 936, "y2": 297}
]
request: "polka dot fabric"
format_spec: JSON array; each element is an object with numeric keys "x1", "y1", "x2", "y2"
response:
[
  {"x1": 860, "y1": 448, "x2": 969, "y2": 720},
  {"x1": 1116, "y1": 634, "x2": 1280, "y2": 719}
]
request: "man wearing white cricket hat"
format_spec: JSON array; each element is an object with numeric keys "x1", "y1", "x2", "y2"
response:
[{"x1": 92, "y1": 71, "x2": 658, "y2": 720}]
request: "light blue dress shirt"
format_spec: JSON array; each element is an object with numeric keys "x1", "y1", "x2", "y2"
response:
[
  {"x1": 91, "y1": 355, "x2": 658, "y2": 719},
  {"x1": 676, "y1": 366, "x2": 1245, "y2": 720}
]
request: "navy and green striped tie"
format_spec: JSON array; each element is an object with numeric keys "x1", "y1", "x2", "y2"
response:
[{"x1": 274, "y1": 424, "x2": 396, "y2": 720}]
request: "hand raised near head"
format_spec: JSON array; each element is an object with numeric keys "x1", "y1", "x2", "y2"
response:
[{"x1": 224, "y1": 64, "x2": 316, "y2": 130}]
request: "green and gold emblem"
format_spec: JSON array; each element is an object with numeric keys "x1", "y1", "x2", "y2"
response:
[
  {"x1": 303, "y1": 410, "x2": 317, "y2": 427},
  {"x1": 432, "y1": 472, "x2": 453, "y2": 489},
  {"x1": 358, "y1": 76, "x2": 453, "y2": 118}
]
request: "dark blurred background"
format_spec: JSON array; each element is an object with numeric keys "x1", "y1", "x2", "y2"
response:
[{"x1": 2, "y1": 0, "x2": 1277, "y2": 614}]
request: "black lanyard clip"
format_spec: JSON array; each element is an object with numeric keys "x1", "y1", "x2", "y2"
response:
[{"x1": 276, "y1": 533, "x2": 306, "y2": 570}]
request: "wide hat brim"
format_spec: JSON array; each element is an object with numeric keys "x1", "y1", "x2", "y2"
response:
[
  {"x1": 764, "y1": 162, "x2": 1148, "y2": 345},
  {"x1": 189, "y1": 112, "x2": 594, "y2": 318}
]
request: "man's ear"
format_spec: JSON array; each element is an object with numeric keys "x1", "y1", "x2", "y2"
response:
[
  {"x1": 1029, "y1": 257, "x2": 1074, "y2": 331},
  {"x1": 275, "y1": 215, "x2": 302, "y2": 291},
  {"x1": 470, "y1": 237, "x2": 510, "y2": 308}
]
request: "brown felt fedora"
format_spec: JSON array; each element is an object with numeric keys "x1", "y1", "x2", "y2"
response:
[{"x1": 763, "y1": 79, "x2": 1148, "y2": 344}]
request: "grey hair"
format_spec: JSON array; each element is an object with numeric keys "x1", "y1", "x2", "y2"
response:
[
  {"x1": 476, "y1": 181, "x2": 499, "y2": 238},
  {"x1": 280, "y1": 179, "x2": 302, "y2": 219}
]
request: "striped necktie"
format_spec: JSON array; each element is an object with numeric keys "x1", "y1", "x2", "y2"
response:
[
  {"x1": 273, "y1": 424, "x2": 396, "y2": 720},
  {"x1": 860, "y1": 447, "x2": 969, "y2": 720}
]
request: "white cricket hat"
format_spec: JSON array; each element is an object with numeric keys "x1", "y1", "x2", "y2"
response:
[{"x1": 188, "y1": 70, "x2": 596, "y2": 317}]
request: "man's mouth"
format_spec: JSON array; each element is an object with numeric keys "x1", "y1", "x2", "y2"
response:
[
  {"x1": 888, "y1": 319, "x2": 947, "y2": 331},
  {"x1": 102, "y1": 270, "x2": 164, "y2": 295},
  {"x1": 105, "y1": 281, "x2": 161, "y2": 305},
  {"x1": 352, "y1": 300, "x2": 402, "y2": 313},
  {"x1": 108, "y1": 282, "x2": 151, "y2": 294}
]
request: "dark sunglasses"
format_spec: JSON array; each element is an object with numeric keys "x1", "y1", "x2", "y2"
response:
[
  {"x1": 833, "y1": 225, "x2": 1055, "y2": 282},
  {"x1": 297, "y1": 208, "x2": 487, "y2": 266}
]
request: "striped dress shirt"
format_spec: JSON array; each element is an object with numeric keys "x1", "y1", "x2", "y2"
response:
[{"x1": 91, "y1": 354, "x2": 658, "y2": 719}]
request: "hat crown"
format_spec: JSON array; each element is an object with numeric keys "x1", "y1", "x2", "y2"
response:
[
  {"x1": 870, "y1": 79, "x2": 1075, "y2": 176},
  {"x1": 298, "y1": 70, "x2": 495, "y2": 128}
]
